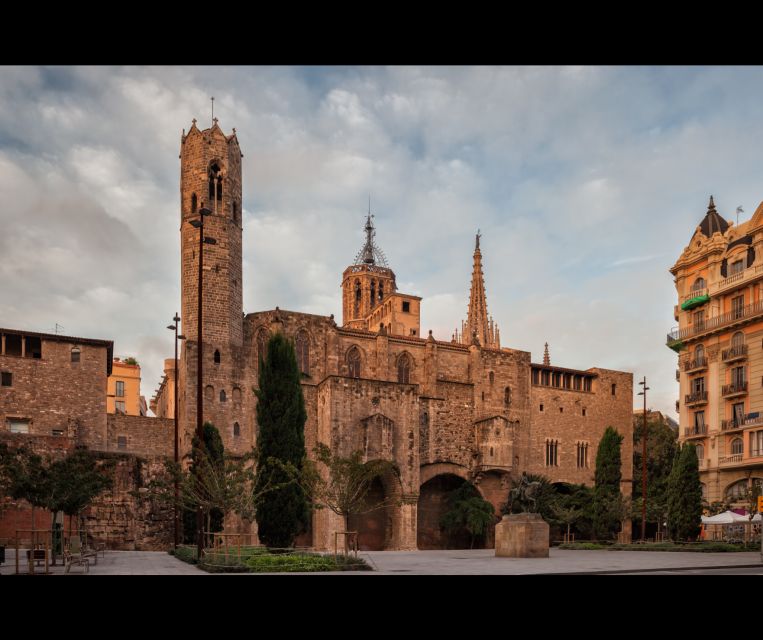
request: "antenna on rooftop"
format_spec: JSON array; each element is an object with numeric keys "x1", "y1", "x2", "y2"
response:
[{"x1": 52, "y1": 323, "x2": 64, "y2": 335}]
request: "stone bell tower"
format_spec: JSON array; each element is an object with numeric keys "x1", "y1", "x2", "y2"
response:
[
  {"x1": 178, "y1": 118, "x2": 245, "y2": 455},
  {"x1": 179, "y1": 118, "x2": 243, "y2": 347}
]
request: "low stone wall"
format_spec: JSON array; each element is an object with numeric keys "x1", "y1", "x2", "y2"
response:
[
  {"x1": 106, "y1": 414, "x2": 174, "y2": 457},
  {"x1": 0, "y1": 432, "x2": 173, "y2": 550}
]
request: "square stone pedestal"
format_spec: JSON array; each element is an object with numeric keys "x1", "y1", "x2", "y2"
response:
[{"x1": 495, "y1": 513, "x2": 549, "y2": 558}]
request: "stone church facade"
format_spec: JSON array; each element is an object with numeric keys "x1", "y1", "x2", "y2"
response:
[{"x1": 163, "y1": 118, "x2": 634, "y2": 550}]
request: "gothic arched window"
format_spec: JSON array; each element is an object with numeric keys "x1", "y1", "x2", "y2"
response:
[
  {"x1": 233, "y1": 422, "x2": 240, "y2": 437},
  {"x1": 296, "y1": 330, "x2": 310, "y2": 375},
  {"x1": 256, "y1": 329, "x2": 269, "y2": 368},
  {"x1": 208, "y1": 162, "x2": 222, "y2": 203},
  {"x1": 370, "y1": 280, "x2": 376, "y2": 305},
  {"x1": 504, "y1": 387, "x2": 512, "y2": 407},
  {"x1": 379, "y1": 282, "x2": 384, "y2": 301},
  {"x1": 348, "y1": 347, "x2": 361, "y2": 379},
  {"x1": 220, "y1": 390, "x2": 227, "y2": 403},
  {"x1": 214, "y1": 349, "x2": 221, "y2": 365},
  {"x1": 397, "y1": 353, "x2": 411, "y2": 384},
  {"x1": 191, "y1": 193, "x2": 197, "y2": 213}
]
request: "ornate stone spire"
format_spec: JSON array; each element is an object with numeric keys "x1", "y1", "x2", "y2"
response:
[
  {"x1": 353, "y1": 208, "x2": 389, "y2": 268},
  {"x1": 543, "y1": 342, "x2": 550, "y2": 366},
  {"x1": 460, "y1": 231, "x2": 500, "y2": 348}
]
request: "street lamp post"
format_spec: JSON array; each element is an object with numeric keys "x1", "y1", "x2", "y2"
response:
[
  {"x1": 166, "y1": 313, "x2": 185, "y2": 550},
  {"x1": 188, "y1": 206, "x2": 215, "y2": 561},
  {"x1": 637, "y1": 377, "x2": 650, "y2": 542}
]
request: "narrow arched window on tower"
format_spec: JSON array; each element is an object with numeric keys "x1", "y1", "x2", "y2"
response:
[
  {"x1": 504, "y1": 387, "x2": 511, "y2": 407},
  {"x1": 214, "y1": 349, "x2": 221, "y2": 365},
  {"x1": 379, "y1": 282, "x2": 384, "y2": 301},
  {"x1": 370, "y1": 280, "x2": 376, "y2": 305},
  {"x1": 296, "y1": 330, "x2": 310, "y2": 375},
  {"x1": 233, "y1": 422, "x2": 240, "y2": 437},
  {"x1": 220, "y1": 390, "x2": 227, "y2": 402},
  {"x1": 348, "y1": 347, "x2": 361, "y2": 379},
  {"x1": 398, "y1": 353, "x2": 411, "y2": 384},
  {"x1": 191, "y1": 193, "x2": 197, "y2": 213},
  {"x1": 208, "y1": 162, "x2": 222, "y2": 205},
  {"x1": 257, "y1": 329, "x2": 269, "y2": 368}
]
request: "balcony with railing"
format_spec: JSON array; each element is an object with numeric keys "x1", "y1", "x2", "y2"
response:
[
  {"x1": 719, "y1": 453, "x2": 743, "y2": 465},
  {"x1": 684, "y1": 390, "x2": 708, "y2": 406},
  {"x1": 722, "y1": 414, "x2": 763, "y2": 431},
  {"x1": 721, "y1": 419, "x2": 744, "y2": 432},
  {"x1": 684, "y1": 424, "x2": 707, "y2": 438},
  {"x1": 667, "y1": 298, "x2": 763, "y2": 345},
  {"x1": 683, "y1": 358, "x2": 708, "y2": 373},
  {"x1": 722, "y1": 344, "x2": 748, "y2": 363},
  {"x1": 712, "y1": 263, "x2": 763, "y2": 296},
  {"x1": 722, "y1": 381, "x2": 748, "y2": 398}
]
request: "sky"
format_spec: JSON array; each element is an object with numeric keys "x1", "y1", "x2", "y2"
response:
[{"x1": 3, "y1": 65, "x2": 763, "y2": 418}]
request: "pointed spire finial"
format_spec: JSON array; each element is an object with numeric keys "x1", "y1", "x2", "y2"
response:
[
  {"x1": 543, "y1": 342, "x2": 550, "y2": 366},
  {"x1": 211, "y1": 96, "x2": 215, "y2": 123},
  {"x1": 192, "y1": 118, "x2": 197, "y2": 127},
  {"x1": 708, "y1": 195, "x2": 715, "y2": 211},
  {"x1": 476, "y1": 229, "x2": 481, "y2": 251}
]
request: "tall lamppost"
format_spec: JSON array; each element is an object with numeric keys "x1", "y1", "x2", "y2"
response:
[
  {"x1": 188, "y1": 206, "x2": 215, "y2": 560},
  {"x1": 637, "y1": 377, "x2": 650, "y2": 542},
  {"x1": 166, "y1": 313, "x2": 185, "y2": 549}
]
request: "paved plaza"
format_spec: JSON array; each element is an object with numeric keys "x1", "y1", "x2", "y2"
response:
[{"x1": 2, "y1": 548, "x2": 762, "y2": 575}]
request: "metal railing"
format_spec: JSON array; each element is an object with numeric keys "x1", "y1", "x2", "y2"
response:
[
  {"x1": 683, "y1": 358, "x2": 708, "y2": 372},
  {"x1": 668, "y1": 298, "x2": 763, "y2": 343},
  {"x1": 722, "y1": 344, "x2": 748, "y2": 361},
  {"x1": 721, "y1": 419, "x2": 744, "y2": 431},
  {"x1": 685, "y1": 390, "x2": 708, "y2": 405},
  {"x1": 684, "y1": 425, "x2": 707, "y2": 437},
  {"x1": 722, "y1": 381, "x2": 748, "y2": 397}
]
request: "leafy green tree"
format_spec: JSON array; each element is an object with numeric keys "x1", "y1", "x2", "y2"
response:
[
  {"x1": 593, "y1": 426, "x2": 624, "y2": 540},
  {"x1": 254, "y1": 333, "x2": 309, "y2": 548},
  {"x1": 666, "y1": 443, "x2": 703, "y2": 541},
  {"x1": 0, "y1": 444, "x2": 51, "y2": 527},
  {"x1": 296, "y1": 443, "x2": 401, "y2": 552},
  {"x1": 632, "y1": 414, "x2": 678, "y2": 535},
  {"x1": 440, "y1": 481, "x2": 495, "y2": 549},
  {"x1": 44, "y1": 448, "x2": 115, "y2": 536}
]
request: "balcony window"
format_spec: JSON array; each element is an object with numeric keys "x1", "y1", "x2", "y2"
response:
[
  {"x1": 692, "y1": 277, "x2": 706, "y2": 291},
  {"x1": 732, "y1": 296, "x2": 744, "y2": 320},
  {"x1": 116, "y1": 381, "x2": 125, "y2": 398},
  {"x1": 730, "y1": 259, "x2": 744, "y2": 275},
  {"x1": 750, "y1": 431, "x2": 763, "y2": 457},
  {"x1": 731, "y1": 437, "x2": 744, "y2": 455},
  {"x1": 693, "y1": 310, "x2": 705, "y2": 331},
  {"x1": 732, "y1": 366, "x2": 746, "y2": 388},
  {"x1": 696, "y1": 444, "x2": 704, "y2": 459},
  {"x1": 692, "y1": 377, "x2": 705, "y2": 395},
  {"x1": 695, "y1": 411, "x2": 705, "y2": 431},
  {"x1": 733, "y1": 402, "x2": 745, "y2": 425}
]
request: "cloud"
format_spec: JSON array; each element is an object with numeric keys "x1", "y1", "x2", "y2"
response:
[{"x1": 5, "y1": 66, "x2": 763, "y2": 418}]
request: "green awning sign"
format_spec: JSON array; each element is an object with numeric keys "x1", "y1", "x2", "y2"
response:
[{"x1": 681, "y1": 294, "x2": 710, "y2": 311}]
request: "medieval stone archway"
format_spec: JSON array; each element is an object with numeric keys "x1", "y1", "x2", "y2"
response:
[
  {"x1": 417, "y1": 469, "x2": 491, "y2": 550},
  {"x1": 347, "y1": 476, "x2": 390, "y2": 551}
]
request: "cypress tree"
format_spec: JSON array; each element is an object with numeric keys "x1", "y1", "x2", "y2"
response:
[
  {"x1": 592, "y1": 426, "x2": 624, "y2": 540},
  {"x1": 254, "y1": 332, "x2": 309, "y2": 548},
  {"x1": 666, "y1": 443, "x2": 702, "y2": 541},
  {"x1": 182, "y1": 422, "x2": 224, "y2": 543}
]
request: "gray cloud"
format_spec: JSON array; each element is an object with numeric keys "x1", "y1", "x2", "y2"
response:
[{"x1": 3, "y1": 66, "x2": 763, "y2": 418}]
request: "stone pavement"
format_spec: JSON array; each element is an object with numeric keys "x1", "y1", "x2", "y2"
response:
[
  {"x1": 360, "y1": 548, "x2": 763, "y2": 575},
  {"x1": 0, "y1": 550, "x2": 205, "y2": 576},
  {"x1": 1, "y1": 548, "x2": 760, "y2": 575}
]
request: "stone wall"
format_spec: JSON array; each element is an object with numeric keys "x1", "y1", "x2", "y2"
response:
[
  {"x1": 0, "y1": 339, "x2": 109, "y2": 449},
  {"x1": 106, "y1": 414, "x2": 174, "y2": 456}
]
